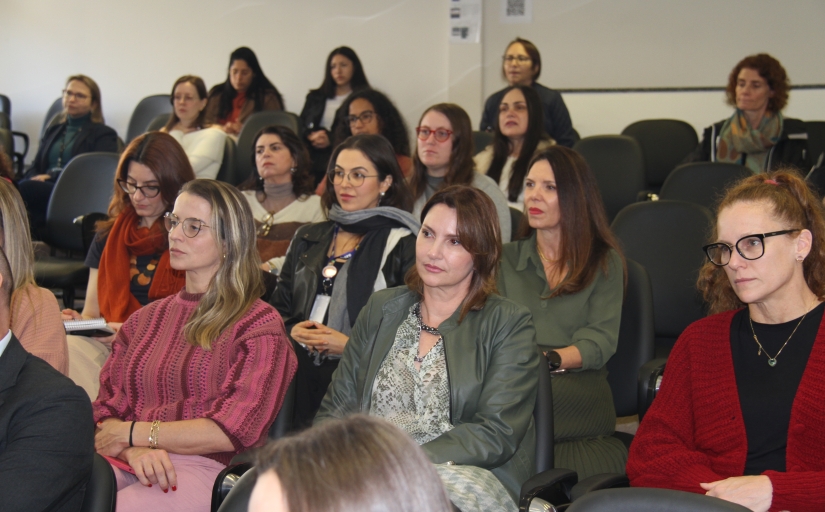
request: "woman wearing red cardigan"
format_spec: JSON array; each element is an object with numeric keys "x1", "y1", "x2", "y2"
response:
[{"x1": 627, "y1": 169, "x2": 825, "y2": 511}]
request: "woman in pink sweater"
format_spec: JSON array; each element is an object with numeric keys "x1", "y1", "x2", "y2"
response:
[
  {"x1": 92, "y1": 180, "x2": 297, "y2": 512},
  {"x1": 0, "y1": 179, "x2": 67, "y2": 374},
  {"x1": 627, "y1": 169, "x2": 825, "y2": 511}
]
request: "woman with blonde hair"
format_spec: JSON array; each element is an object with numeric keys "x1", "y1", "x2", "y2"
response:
[
  {"x1": 250, "y1": 415, "x2": 452, "y2": 512},
  {"x1": 0, "y1": 179, "x2": 67, "y2": 374},
  {"x1": 93, "y1": 179, "x2": 296, "y2": 512}
]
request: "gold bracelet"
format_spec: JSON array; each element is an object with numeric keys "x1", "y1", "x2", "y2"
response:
[{"x1": 148, "y1": 420, "x2": 160, "y2": 449}]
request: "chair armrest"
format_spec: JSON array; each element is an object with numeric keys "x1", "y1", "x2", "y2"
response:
[
  {"x1": 569, "y1": 473, "x2": 629, "y2": 501},
  {"x1": 211, "y1": 462, "x2": 253, "y2": 512},
  {"x1": 637, "y1": 358, "x2": 667, "y2": 421},
  {"x1": 519, "y1": 468, "x2": 578, "y2": 510}
]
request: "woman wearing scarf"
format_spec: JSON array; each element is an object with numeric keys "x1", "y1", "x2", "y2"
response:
[
  {"x1": 270, "y1": 134, "x2": 417, "y2": 428},
  {"x1": 685, "y1": 53, "x2": 811, "y2": 173},
  {"x1": 62, "y1": 132, "x2": 195, "y2": 398}
]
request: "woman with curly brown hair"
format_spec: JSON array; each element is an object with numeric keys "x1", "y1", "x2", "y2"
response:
[
  {"x1": 628, "y1": 169, "x2": 825, "y2": 511},
  {"x1": 685, "y1": 53, "x2": 811, "y2": 173}
]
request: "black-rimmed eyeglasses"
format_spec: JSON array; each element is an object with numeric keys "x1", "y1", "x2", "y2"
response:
[
  {"x1": 118, "y1": 179, "x2": 161, "y2": 198},
  {"x1": 163, "y1": 212, "x2": 211, "y2": 238},
  {"x1": 702, "y1": 229, "x2": 801, "y2": 267}
]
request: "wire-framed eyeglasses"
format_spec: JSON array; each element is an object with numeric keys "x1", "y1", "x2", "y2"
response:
[
  {"x1": 163, "y1": 212, "x2": 211, "y2": 238},
  {"x1": 702, "y1": 229, "x2": 801, "y2": 267}
]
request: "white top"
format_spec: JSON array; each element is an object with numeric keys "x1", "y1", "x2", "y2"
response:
[
  {"x1": 168, "y1": 127, "x2": 227, "y2": 180},
  {"x1": 473, "y1": 139, "x2": 555, "y2": 210},
  {"x1": 242, "y1": 191, "x2": 326, "y2": 273},
  {"x1": 321, "y1": 94, "x2": 348, "y2": 130},
  {"x1": 0, "y1": 329, "x2": 12, "y2": 359}
]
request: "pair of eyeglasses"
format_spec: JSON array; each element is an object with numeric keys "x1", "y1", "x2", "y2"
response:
[
  {"x1": 502, "y1": 55, "x2": 531, "y2": 64},
  {"x1": 62, "y1": 89, "x2": 89, "y2": 101},
  {"x1": 416, "y1": 127, "x2": 453, "y2": 143},
  {"x1": 347, "y1": 110, "x2": 375, "y2": 126},
  {"x1": 702, "y1": 229, "x2": 801, "y2": 266},
  {"x1": 118, "y1": 179, "x2": 160, "y2": 198},
  {"x1": 328, "y1": 169, "x2": 379, "y2": 187},
  {"x1": 163, "y1": 212, "x2": 211, "y2": 238}
]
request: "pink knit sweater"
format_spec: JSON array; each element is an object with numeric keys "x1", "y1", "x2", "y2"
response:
[
  {"x1": 93, "y1": 289, "x2": 297, "y2": 465},
  {"x1": 11, "y1": 284, "x2": 68, "y2": 375},
  {"x1": 627, "y1": 310, "x2": 825, "y2": 511}
]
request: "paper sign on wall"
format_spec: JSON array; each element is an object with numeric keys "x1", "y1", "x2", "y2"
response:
[
  {"x1": 500, "y1": 0, "x2": 532, "y2": 24},
  {"x1": 450, "y1": 0, "x2": 481, "y2": 44}
]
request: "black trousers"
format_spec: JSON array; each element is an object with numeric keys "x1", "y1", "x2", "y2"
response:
[{"x1": 292, "y1": 342, "x2": 340, "y2": 430}]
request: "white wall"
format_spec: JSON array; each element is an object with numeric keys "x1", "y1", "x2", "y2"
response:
[{"x1": 3, "y1": 0, "x2": 825, "y2": 161}]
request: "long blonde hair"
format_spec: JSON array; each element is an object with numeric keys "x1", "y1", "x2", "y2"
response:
[
  {"x1": 0, "y1": 180, "x2": 38, "y2": 325},
  {"x1": 180, "y1": 180, "x2": 264, "y2": 349}
]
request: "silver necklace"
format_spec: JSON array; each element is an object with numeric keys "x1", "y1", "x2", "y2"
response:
[{"x1": 748, "y1": 300, "x2": 816, "y2": 367}]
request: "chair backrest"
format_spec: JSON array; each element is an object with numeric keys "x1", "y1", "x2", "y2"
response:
[
  {"x1": 611, "y1": 201, "x2": 713, "y2": 356},
  {"x1": 534, "y1": 352, "x2": 554, "y2": 473},
  {"x1": 607, "y1": 259, "x2": 655, "y2": 417},
  {"x1": 805, "y1": 120, "x2": 825, "y2": 166},
  {"x1": 235, "y1": 111, "x2": 301, "y2": 186},
  {"x1": 267, "y1": 377, "x2": 296, "y2": 440},
  {"x1": 43, "y1": 152, "x2": 120, "y2": 251},
  {"x1": 216, "y1": 468, "x2": 257, "y2": 512},
  {"x1": 658, "y1": 162, "x2": 751, "y2": 212},
  {"x1": 216, "y1": 137, "x2": 242, "y2": 185},
  {"x1": 0, "y1": 112, "x2": 9, "y2": 130},
  {"x1": 621, "y1": 119, "x2": 698, "y2": 189},
  {"x1": 806, "y1": 166, "x2": 825, "y2": 197},
  {"x1": 0, "y1": 94, "x2": 9, "y2": 116},
  {"x1": 573, "y1": 135, "x2": 646, "y2": 222},
  {"x1": 146, "y1": 113, "x2": 171, "y2": 133},
  {"x1": 41, "y1": 97, "x2": 64, "y2": 139},
  {"x1": 473, "y1": 130, "x2": 493, "y2": 155},
  {"x1": 566, "y1": 487, "x2": 750, "y2": 512},
  {"x1": 80, "y1": 453, "x2": 117, "y2": 512},
  {"x1": 0, "y1": 128, "x2": 12, "y2": 163},
  {"x1": 126, "y1": 95, "x2": 172, "y2": 143}
]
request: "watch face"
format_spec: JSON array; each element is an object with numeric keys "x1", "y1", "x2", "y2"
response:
[{"x1": 547, "y1": 350, "x2": 562, "y2": 369}]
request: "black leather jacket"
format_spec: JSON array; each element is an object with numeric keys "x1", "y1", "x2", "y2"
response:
[
  {"x1": 25, "y1": 119, "x2": 118, "y2": 180},
  {"x1": 269, "y1": 221, "x2": 416, "y2": 339}
]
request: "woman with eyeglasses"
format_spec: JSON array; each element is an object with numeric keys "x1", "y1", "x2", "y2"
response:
[
  {"x1": 93, "y1": 179, "x2": 296, "y2": 512},
  {"x1": 498, "y1": 146, "x2": 628, "y2": 480},
  {"x1": 475, "y1": 85, "x2": 555, "y2": 209},
  {"x1": 628, "y1": 170, "x2": 825, "y2": 511},
  {"x1": 239, "y1": 125, "x2": 324, "y2": 275},
  {"x1": 204, "y1": 47, "x2": 284, "y2": 136},
  {"x1": 270, "y1": 134, "x2": 417, "y2": 428},
  {"x1": 18, "y1": 74, "x2": 118, "y2": 238},
  {"x1": 479, "y1": 38, "x2": 578, "y2": 148},
  {"x1": 299, "y1": 47, "x2": 370, "y2": 185},
  {"x1": 161, "y1": 75, "x2": 226, "y2": 179},
  {"x1": 62, "y1": 132, "x2": 195, "y2": 398},
  {"x1": 409, "y1": 103, "x2": 512, "y2": 242}
]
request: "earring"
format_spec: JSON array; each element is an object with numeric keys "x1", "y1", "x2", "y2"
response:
[
  {"x1": 290, "y1": 166, "x2": 297, "y2": 174},
  {"x1": 797, "y1": 255, "x2": 804, "y2": 262}
]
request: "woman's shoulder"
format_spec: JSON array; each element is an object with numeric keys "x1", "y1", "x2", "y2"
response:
[
  {"x1": 473, "y1": 145, "x2": 494, "y2": 170},
  {"x1": 470, "y1": 171, "x2": 504, "y2": 195},
  {"x1": 681, "y1": 309, "x2": 739, "y2": 340},
  {"x1": 293, "y1": 220, "x2": 334, "y2": 241},
  {"x1": 501, "y1": 236, "x2": 532, "y2": 263}
]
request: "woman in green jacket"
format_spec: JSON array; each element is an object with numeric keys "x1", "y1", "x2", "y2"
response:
[
  {"x1": 497, "y1": 146, "x2": 627, "y2": 479},
  {"x1": 316, "y1": 185, "x2": 538, "y2": 511}
]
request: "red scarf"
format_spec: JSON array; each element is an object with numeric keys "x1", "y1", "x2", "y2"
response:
[{"x1": 97, "y1": 208, "x2": 185, "y2": 322}]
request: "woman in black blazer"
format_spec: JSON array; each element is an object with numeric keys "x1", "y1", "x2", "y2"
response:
[{"x1": 19, "y1": 74, "x2": 118, "y2": 237}]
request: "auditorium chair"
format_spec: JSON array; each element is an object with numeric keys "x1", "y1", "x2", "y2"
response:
[
  {"x1": 34, "y1": 152, "x2": 120, "y2": 308},
  {"x1": 621, "y1": 119, "x2": 698, "y2": 193},
  {"x1": 41, "y1": 97, "x2": 64, "y2": 139},
  {"x1": 658, "y1": 162, "x2": 751, "y2": 212},
  {"x1": 234, "y1": 111, "x2": 302, "y2": 185},
  {"x1": 146, "y1": 113, "x2": 170, "y2": 132},
  {"x1": 805, "y1": 120, "x2": 825, "y2": 167},
  {"x1": 0, "y1": 94, "x2": 9, "y2": 116},
  {"x1": 125, "y1": 94, "x2": 172, "y2": 143},
  {"x1": 611, "y1": 201, "x2": 713, "y2": 357},
  {"x1": 573, "y1": 135, "x2": 645, "y2": 222},
  {"x1": 565, "y1": 487, "x2": 749, "y2": 512},
  {"x1": 473, "y1": 130, "x2": 493, "y2": 155},
  {"x1": 80, "y1": 453, "x2": 117, "y2": 512},
  {"x1": 215, "y1": 138, "x2": 242, "y2": 185},
  {"x1": 806, "y1": 165, "x2": 825, "y2": 197}
]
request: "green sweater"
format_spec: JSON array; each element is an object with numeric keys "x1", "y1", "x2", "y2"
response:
[{"x1": 497, "y1": 233, "x2": 627, "y2": 478}]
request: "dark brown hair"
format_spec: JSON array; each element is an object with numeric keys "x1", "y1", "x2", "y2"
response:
[
  {"x1": 332, "y1": 89, "x2": 410, "y2": 155},
  {"x1": 255, "y1": 415, "x2": 452, "y2": 512},
  {"x1": 208, "y1": 47, "x2": 284, "y2": 119},
  {"x1": 314, "y1": 46, "x2": 370, "y2": 99},
  {"x1": 239, "y1": 125, "x2": 315, "y2": 198},
  {"x1": 726, "y1": 53, "x2": 790, "y2": 113},
  {"x1": 163, "y1": 75, "x2": 209, "y2": 131},
  {"x1": 502, "y1": 37, "x2": 542, "y2": 82},
  {"x1": 517, "y1": 147, "x2": 626, "y2": 297},
  {"x1": 409, "y1": 103, "x2": 476, "y2": 201},
  {"x1": 97, "y1": 132, "x2": 196, "y2": 236},
  {"x1": 486, "y1": 85, "x2": 549, "y2": 202},
  {"x1": 322, "y1": 134, "x2": 413, "y2": 214},
  {"x1": 698, "y1": 169, "x2": 825, "y2": 314},
  {"x1": 406, "y1": 185, "x2": 500, "y2": 322}
]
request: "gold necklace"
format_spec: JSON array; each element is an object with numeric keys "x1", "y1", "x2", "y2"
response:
[
  {"x1": 536, "y1": 241, "x2": 553, "y2": 263},
  {"x1": 748, "y1": 299, "x2": 817, "y2": 367}
]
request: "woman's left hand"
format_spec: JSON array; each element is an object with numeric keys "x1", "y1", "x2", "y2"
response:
[
  {"x1": 700, "y1": 475, "x2": 772, "y2": 512},
  {"x1": 292, "y1": 320, "x2": 349, "y2": 355},
  {"x1": 92, "y1": 322, "x2": 123, "y2": 348},
  {"x1": 95, "y1": 419, "x2": 130, "y2": 457}
]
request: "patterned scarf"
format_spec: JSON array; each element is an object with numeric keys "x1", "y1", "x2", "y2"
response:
[{"x1": 716, "y1": 109, "x2": 783, "y2": 174}]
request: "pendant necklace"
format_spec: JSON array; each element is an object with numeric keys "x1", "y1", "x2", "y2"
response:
[
  {"x1": 748, "y1": 299, "x2": 816, "y2": 367},
  {"x1": 321, "y1": 225, "x2": 360, "y2": 280}
]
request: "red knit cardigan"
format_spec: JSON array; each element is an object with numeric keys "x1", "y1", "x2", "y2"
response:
[{"x1": 627, "y1": 309, "x2": 825, "y2": 512}]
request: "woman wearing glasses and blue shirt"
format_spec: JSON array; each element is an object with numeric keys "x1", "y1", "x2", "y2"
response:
[
  {"x1": 270, "y1": 134, "x2": 418, "y2": 428},
  {"x1": 62, "y1": 132, "x2": 195, "y2": 398},
  {"x1": 479, "y1": 38, "x2": 578, "y2": 148},
  {"x1": 628, "y1": 169, "x2": 825, "y2": 512},
  {"x1": 409, "y1": 103, "x2": 512, "y2": 242}
]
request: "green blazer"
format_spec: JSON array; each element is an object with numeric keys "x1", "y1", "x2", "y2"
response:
[{"x1": 315, "y1": 286, "x2": 539, "y2": 500}]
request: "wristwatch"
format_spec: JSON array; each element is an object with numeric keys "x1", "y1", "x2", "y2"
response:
[{"x1": 546, "y1": 350, "x2": 562, "y2": 370}]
